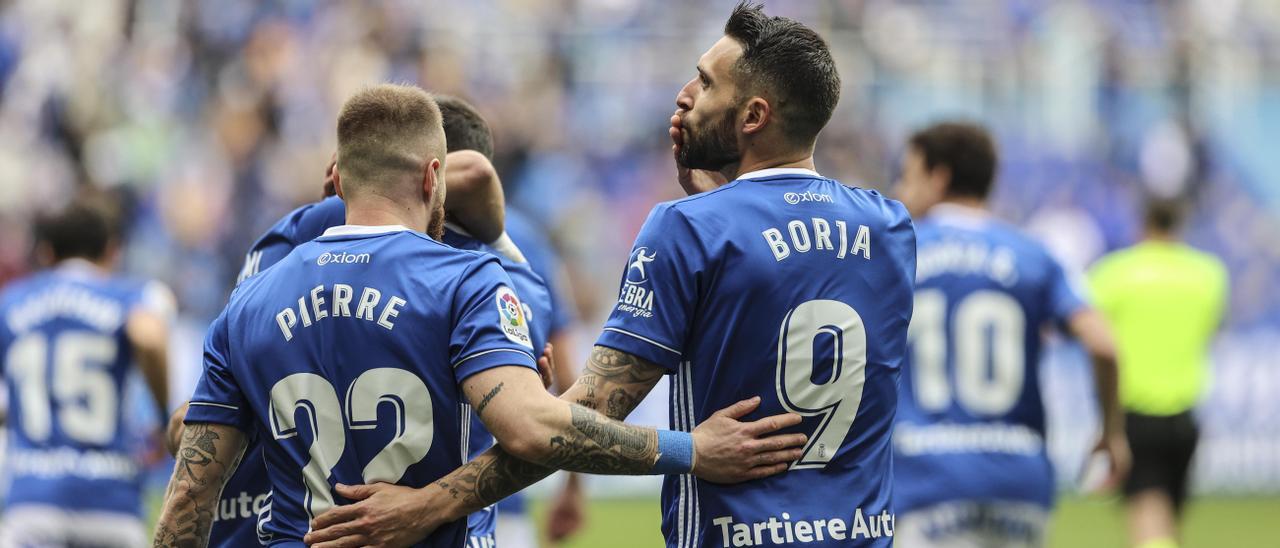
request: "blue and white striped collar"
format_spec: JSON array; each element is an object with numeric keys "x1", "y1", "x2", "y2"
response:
[
  {"x1": 320, "y1": 225, "x2": 412, "y2": 237},
  {"x1": 736, "y1": 167, "x2": 821, "y2": 180}
]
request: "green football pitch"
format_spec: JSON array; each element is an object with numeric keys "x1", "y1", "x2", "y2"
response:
[
  {"x1": 526, "y1": 496, "x2": 1280, "y2": 547},
  {"x1": 143, "y1": 494, "x2": 1280, "y2": 546}
]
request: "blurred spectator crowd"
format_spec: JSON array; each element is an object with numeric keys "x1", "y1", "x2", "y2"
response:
[{"x1": 0, "y1": 0, "x2": 1277, "y2": 490}]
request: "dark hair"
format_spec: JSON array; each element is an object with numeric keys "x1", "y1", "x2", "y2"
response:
[
  {"x1": 1145, "y1": 198, "x2": 1186, "y2": 233},
  {"x1": 435, "y1": 94, "x2": 495, "y2": 160},
  {"x1": 33, "y1": 198, "x2": 115, "y2": 262},
  {"x1": 908, "y1": 122, "x2": 999, "y2": 199},
  {"x1": 723, "y1": 1, "x2": 840, "y2": 146}
]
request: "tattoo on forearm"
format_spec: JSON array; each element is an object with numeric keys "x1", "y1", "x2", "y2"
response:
[
  {"x1": 434, "y1": 348, "x2": 666, "y2": 515},
  {"x1": 576, "y1": 346, "x2": 666, "y2": 420},
  {"x1": 436, "y1": 402, "x2": 659, "y2": 513},
  {"x1": 544, "y1": 404, "x2": 657, "y2": 473},
  {"x1": 153, "y1": 423, "x2": 244, "y2": 547},
  {"x1": 436, "y1": 447, "x2": 555, "y2": 510},
  {"x1": 475, "y1": 382, "x2": 505, "y2": 416},
  {"x1": 586, "y1": 346, "x2": 667, "y2": 384}
]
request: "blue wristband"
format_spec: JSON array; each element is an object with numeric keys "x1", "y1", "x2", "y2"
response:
[{"x1": 652, "y1": 430, "x2": 695, "y2": 475}]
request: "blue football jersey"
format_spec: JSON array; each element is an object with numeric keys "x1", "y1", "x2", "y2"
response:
[
  {"x1": 0, "y1": 263, "x2": 156, "y2": 516},
  {"x1": 237, "y1": 196, "x2": 346, "y2": 284},
  {"x1": 213, "y1": 197, "x2": 553, "y2": 546},
  {"x1": 894, "y1": 204, "x2": 1087, "y2": 513},
  {"x1": 186, "y1": 226, "x2": 538, "y2": 547},
  {"x1": 596, "y1": 169, "x2": 916, "y2": 548},
  {"x1": 210, "y1": 196, "x2": 347, "y2": 547}
]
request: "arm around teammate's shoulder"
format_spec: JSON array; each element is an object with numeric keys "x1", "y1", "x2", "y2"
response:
[{"x1": 304, "y1": 353, "x2": 808, "y2": 548}]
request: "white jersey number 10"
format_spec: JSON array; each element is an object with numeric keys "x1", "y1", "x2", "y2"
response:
[
  {"x1": 909, "y1": 289, "x2": 1026, "y2": 416},
  {"x1": 775, "y1": 299, "x2": 868, "y2": 469}
]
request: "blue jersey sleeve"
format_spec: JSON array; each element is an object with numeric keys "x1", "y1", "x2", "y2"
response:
[
  {"x1": 1046, "y1": 255, "x2": 1087, "y2": 325},
  {"x1": 595, "y1": 204, "x2": 702, "y2": 371},
  {"x1": 185, "y1": 309, "x2": 253, "y2": 431},
  {"x1": 450, "y1": 258, "x2": 539, "y2": 382},
  {"x1": 238, "y1": 197, "x2": 347, "y2": 284}
]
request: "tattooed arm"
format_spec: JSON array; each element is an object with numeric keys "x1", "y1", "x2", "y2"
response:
[
  {"x1": 305, "y1": 347, "x2": 805, "y2": 548},
  {"x1": 568, "y1": 345, "x2": 668, "y2": 419},
  {"x1": 426, "y1": 346, "x2": 668, "y2": 512},
  {"x1": 153, "y1": 422, "x2": 247, "y2": 548}
]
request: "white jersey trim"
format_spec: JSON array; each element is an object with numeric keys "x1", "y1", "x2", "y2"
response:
[
  {"x1": 601, "y1": 328, "x2": 680, "y2": 355},
  {"x1": 188, "y1": 401, "x2": 239, "y2": 411},
  {"x1": 452, "y1": 348, "x2": 535, "y2": 369},
  {"x1": 736, "y1": 167, "x2": 821, "y2": 180},
  {"x1": 674, "y1": 361, "x2": 701, "y2": 548},
  {"x1": 320, "y1": 224, "x2": 412, "y2": 237}
]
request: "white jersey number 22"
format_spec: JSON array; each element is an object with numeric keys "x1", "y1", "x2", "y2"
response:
[{"x1": 269, "y1": 368, "x2": 435, "y2": 520}]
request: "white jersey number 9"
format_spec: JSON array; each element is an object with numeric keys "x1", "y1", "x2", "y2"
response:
[
  {"x1": 775, "y1": 299, "x2": 868, "y2": 469},
  {"x1": 269, "y1": 368, "x2": 434, "y2": 520}
]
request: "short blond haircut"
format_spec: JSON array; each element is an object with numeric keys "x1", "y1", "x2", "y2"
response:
[{"x1": 336, "y1": 84, "x2": 446, "y2": 198}]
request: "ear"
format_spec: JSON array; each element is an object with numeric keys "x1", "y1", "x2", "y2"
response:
[
  {"x1": 422, "y1": 158, "x2": 442, "y2": 203},
  {"x1": 741, "y1": 97, "x2": 772, "y2": 136},
  {"x1": 331, "y1": 164, "x2": 344, "y2": 199}
]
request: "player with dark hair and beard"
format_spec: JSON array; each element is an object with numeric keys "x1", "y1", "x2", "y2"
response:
[{"x1": 308, "y1": 3, "x2": 916, "y2": 547}]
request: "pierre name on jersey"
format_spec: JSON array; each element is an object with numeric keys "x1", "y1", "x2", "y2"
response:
[{"x1": 274, "y1": 283, "x2": 407, "y2": 341}]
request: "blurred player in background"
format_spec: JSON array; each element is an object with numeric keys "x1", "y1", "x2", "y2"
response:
[
  {"x1": 1088, "y1": 200, "x2": 1228, "y2": 548},
  {"x1": 307, "y1": 3, "x2": 915, "y2": 547},
  {"x1": 0, "y1": 196, "x2": 172, "y2": 547},
  {"x1": 893, "y1": 122, "x2": 1129, "y2": 548},
  {"x1": 165, "y1": 95, "x2": 556, "y2": 547}
]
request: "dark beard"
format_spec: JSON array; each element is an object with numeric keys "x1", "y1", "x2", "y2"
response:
[
  {"x1": 677, "y1": 108, "x2": 740, "y2": 171},
  {"x1": 427, "y1": 199, "x2": 446, "y2": 240}
]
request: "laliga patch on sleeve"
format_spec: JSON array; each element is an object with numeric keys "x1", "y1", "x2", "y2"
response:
[{"x1": 495, "y1": 286, "x2": 533, "y2": 348}]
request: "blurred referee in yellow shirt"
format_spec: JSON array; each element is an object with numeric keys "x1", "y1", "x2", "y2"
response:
[{"x1": 1088, "y1": 200, "x2": 1228, "y2": 548}]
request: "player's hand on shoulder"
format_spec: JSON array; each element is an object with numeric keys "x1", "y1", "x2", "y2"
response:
[
  {"x1": 305, "y1": 482, "x2": 441, "y2": 548},
  {"x1": 690, "y1": 396, "x2": 806, "y2": 484}
]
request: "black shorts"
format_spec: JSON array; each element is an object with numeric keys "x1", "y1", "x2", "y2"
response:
[{"x1": 1123, "y1": 410, "x2": 1199, "y2": 512}]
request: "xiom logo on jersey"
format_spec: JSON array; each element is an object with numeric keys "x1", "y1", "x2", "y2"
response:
[
  {"x1": 783, "y1": 191, "x2": 834, "y2": 205},
  {"x1": 495, "y1": 286, "x2": 532, "y2": 348},
  {"x1": 316, "y1": 251, "x2": 371, "y2": 266}
]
